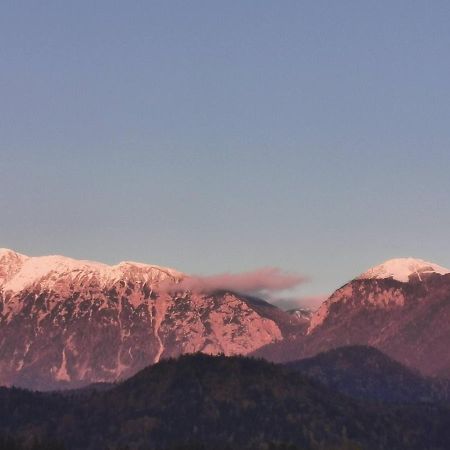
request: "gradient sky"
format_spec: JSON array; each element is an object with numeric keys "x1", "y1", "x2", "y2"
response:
[{"x1": 1, "y1": 1, "x2": 450, "y2": 306}]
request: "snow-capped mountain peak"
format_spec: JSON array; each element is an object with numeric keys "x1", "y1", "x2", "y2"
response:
[
  {"x1": 0, "y1": 249, "x2": 184, "y2": 293},
  {"x1": 307, "y1": 257, "x2": 450, "y2": 335},
  {"x1": 0, "y1": 248, "x2": 27, "y2": 262},
  {"x1": 0, "y1": 249, "x2": 290, "y2": 389},
  {"x1": 357, "y1": 258, "x2": 450, "y2": 283}
]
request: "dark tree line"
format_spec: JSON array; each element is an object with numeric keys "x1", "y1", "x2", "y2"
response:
[{"x1": 2, "y1": 353, "x2": 450, "y2": 450}]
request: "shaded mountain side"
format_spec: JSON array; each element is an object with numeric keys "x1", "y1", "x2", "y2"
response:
[
  {"x1": 238, "y1": 292, "x2": 309, "y2": 337},
  {"x1": 287, "y1": 346, "x2": 450, "y2": 403},
  {"x1": 251, "y1": 335, "x2": 307, "y2": 362},
  {"x1": 3, "y1": 354, "x2": 450, "y2": 449}
]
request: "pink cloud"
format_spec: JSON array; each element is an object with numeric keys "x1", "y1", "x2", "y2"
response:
[{"x1": 164, "y1": 267, "x2": 307, "y2": 295}]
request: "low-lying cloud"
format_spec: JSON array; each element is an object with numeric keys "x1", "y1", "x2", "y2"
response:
[{"x1": 165, "y1": 267, "x2": 308, "y2": 296}]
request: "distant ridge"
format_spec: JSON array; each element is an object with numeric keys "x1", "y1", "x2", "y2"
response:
[{"x1": 288, "y1": 345, "x2": 450, "y2": 403}]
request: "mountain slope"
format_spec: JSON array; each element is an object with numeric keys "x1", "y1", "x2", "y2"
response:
[
  {"x1": 0, "y1": 249, "x2": 305, "y2": 390},
  {"x1": 254, "y1": 258, "x2": 450, "y2": 377},
  {"x1": 287, "y1": 345, "x2": 450, "y2": 403}
]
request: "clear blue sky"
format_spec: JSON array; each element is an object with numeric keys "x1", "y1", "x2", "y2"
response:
[{"x1": 1, "y1": 1, "x2": 450, "y2": 303}]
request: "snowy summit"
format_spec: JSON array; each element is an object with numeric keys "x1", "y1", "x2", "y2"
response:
[
  {"x1": 358, "y1": 258, "x2": 450, "y2": 283},
  {"x1": 0, "y1": 248, "x2": 184, "y2": 293}
]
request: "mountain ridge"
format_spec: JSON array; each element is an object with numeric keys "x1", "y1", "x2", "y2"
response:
[
  {"x1": 0, "y1": 249, "x2": 304, "y2": 390},
  {"x1": 287, "y1": 345, "x2": 450, "y2": 403},
  {"x1": 0, "y1": 248, "x2": 184, "y2": 294}
]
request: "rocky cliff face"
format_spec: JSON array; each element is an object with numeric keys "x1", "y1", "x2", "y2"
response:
[{"x1": 0, "y1": 249, "x2": 304, "y2": 389}]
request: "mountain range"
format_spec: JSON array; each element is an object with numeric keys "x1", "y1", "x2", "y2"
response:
[{"x1": 2, "y1": 248, "x2": 450, "y2": 389}]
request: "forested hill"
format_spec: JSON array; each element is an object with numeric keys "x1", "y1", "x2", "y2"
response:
[
  {"x1": 287, "y1": 346, "x2": 450, "y2": 403},
  {"x1": 2, "y1": 353, "x2": 450, "y2": 449}
]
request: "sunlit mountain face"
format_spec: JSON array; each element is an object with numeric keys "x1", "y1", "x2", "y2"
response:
[
  {"x1": 254, "y1": 258, "x2": 450, "y2": 377},
  {"x1": 0, "y1": 248, "x2": 306, "y2": 390},
  {"x1": 3, "y1": 249, "x2": 450, "y2": 390}
]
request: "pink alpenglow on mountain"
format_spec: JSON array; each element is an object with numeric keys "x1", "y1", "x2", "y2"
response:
[
  {"x1": 357, "y1": 258, "x2": 450, "y2": 283},
  {"x1": 0, "y1": 249, "x2": 306, "y2": 390},
  {"x1": 255, "y1": 257, "x2": 450, "y2": 378}
]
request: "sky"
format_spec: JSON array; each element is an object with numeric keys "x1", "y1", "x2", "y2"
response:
[{"x1": 1, "y1": 1, "x2": 450, "y2": 307}]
